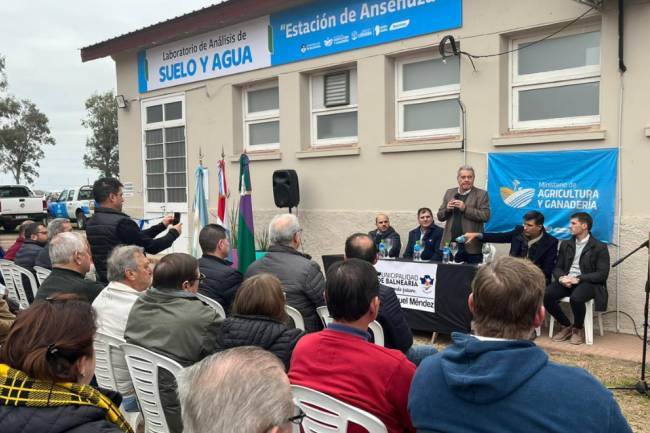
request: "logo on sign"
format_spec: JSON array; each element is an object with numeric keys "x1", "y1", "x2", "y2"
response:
[
  {"x1": 419, "y1": 274, "x2": 434, "y2": 293},
  {"x1": 500, "y1": 180, "x2": 535, "y2": 209}
]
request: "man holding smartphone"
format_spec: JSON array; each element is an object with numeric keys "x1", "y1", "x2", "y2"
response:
[{"x1": 86, "y1": 177, "x2": 183, "y2": 283}]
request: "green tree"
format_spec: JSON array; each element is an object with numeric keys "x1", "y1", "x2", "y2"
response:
[
  {"x1": 0, "y1": 98, "x2": 56, "y2": 184},
  {"x1": 82, "y1": 91, "x2": 118, "y2": 177}
]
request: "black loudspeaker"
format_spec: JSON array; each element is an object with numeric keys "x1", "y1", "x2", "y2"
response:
[{"x1": 272, "y1": 169, "x2": 300, "y2": 208}]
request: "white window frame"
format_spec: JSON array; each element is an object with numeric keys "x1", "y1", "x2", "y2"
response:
[
  {"x1": 395, "y1": 53, "x2": 461, "y2": 139},
  {"x1": 310, "y1": 68, "x2": 358, "y2": 147},
  {"x1": 510, "y1": 27, "x2": 601, "y2": 130},
  {"x1": 242, "y1": 82, "x2": 280, "y2": 152},
  {"x1": 141, "y1": 93, "x2": 188, "y2": 211}
]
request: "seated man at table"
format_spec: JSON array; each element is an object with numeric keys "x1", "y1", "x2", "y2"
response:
[
  {"x1": 289, "y1": 259, "x2": 416, "y2": 433},
  {"x1": 462, "y1": 211, "x2": 558, "y2": 283},
  {"x1": 368, "y1": 213, "x2": 401, "y2": 258},
  {"x1": 408, "y1": 256, "x2": 632, "y2": 433},
  {"x1": 345, "y1": 233, "x2": 437, "y2": 365},
  {"x1": 404, "y1": 207, "x2": 443, "y2": 260},
  {"x1": 545, "y1": 212, "x2": 609, "y2": 345}
]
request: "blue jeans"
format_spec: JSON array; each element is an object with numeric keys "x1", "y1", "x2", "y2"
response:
[{"x1": 406, "y1": 345, "x2": 438, "y2": 366}]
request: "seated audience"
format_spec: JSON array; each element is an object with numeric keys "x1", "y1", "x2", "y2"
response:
[
  {"x1": 36, "y1": 232, "x2": 105, "y2": 303},
  {"x1": 245, "y1": 214, "x2": 325, "y2": 333},
  {"x1": 14, "y1": 221, "x2": 48, "y2": 270},
  {"x1": 408, "y1": 256, "x2": 631, "y2": 433},
  {"x1": 404, "y1": 207, "x2": 443, "y2": 261},
  {"x1": 178, "y1": 347, "x2": 297, "y2": 433},
  {"x1": 216, "y1": 273, "x2": 303, "y2": 370},
  {"x1": 92, "y1": 245, "x2": 152, "y2": 411},
  {"x1": 3, "y1": 220, "x2": 33, "y2": 261},
  {"x1": 345, "y1": 233, "x2": 437, "y2": 365},
  {"x1": 289, "y1": 259, "x2": 416, "y2": 433},
  {"x1": 0, "y1": 294, "x2": 132, "y2": 433},
  {"x1": 0, "y1": 295, "x2": 15, "y2": 345},
  {"x1": 125, "y1": 253, "x2": 222, "y2": 433},
  {"x1": 545, "y1": 212, "x2": 610, "y2": 345},
  {"x1": 35, "y1": 217, "x2": 73, "y2": 270},
  {"x1": 368, "y1": 213, "x2": 401, "y2": 258},
  {"x1": 198, "y1": 223, "x2": 242, "y2": 312},
  {"x1": 462, "y1": 210, "x2": 557, "y2": 283}
]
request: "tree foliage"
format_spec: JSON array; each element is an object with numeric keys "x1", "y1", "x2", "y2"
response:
[
  {"x1": 0, "y1": 98, "x2": 56, "y2": 184},
  {"x1": 82, "y1": 91, "x2": 118, "y2": 178}
]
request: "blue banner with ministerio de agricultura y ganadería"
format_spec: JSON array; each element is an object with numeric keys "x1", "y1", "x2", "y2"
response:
[{"x1": 486, "y1": 148, "x2": 618, "y2": 243}]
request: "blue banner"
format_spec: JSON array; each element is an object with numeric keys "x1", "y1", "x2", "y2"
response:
[
  {"x1": 270, "y1": 0, "x2": 462, "y2": 66},
  {"x1": 486, "y1": 148, "x2": 618, "y2": 242}
]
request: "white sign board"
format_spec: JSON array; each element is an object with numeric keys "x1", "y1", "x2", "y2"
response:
[
  {"x1": 375, "y1": 260, "x2": 438, "y2": 313},
  {"x1": 138, "y1": 16, "x2": 271, "y2": 92},
  {"x1": 122, "y1": 182, "x2": 134, "y2": 198}
]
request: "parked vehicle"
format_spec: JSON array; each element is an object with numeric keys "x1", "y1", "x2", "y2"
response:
[
  {"x1": 47, "y1": 185, "x2": 95, "y2": 229},
  {"x1": 0, "y1": 185, "x2": 48, "y2": 232}
]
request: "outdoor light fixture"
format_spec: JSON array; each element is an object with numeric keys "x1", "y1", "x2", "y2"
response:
[{"x1": 116, "y1": 94, "x2": 128, "y2": 109}]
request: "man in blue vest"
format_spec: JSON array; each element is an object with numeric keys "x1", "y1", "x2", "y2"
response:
[{"x1": 86, "y1": 177, "x2": 182, "y2": 283}]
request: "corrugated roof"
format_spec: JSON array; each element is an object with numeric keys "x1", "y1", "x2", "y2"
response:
[{"x1": 80, "y1": 0, "x2": 313, "y2": 62}]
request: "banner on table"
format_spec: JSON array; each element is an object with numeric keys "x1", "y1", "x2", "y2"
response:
[
  {"x1": 486, "y1": 148, "x2": 618, "y2": 242},
  {"x1": 375, "y1": 260, "x2": 438, "y2": 313},
  {"x1": 138, "y1": 0, "x2": 462, "y2": 92}
]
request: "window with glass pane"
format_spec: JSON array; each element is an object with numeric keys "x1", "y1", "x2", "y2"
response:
[
  {"x1": 311, "y1": 69, "x2": 358, "y2": 145},
  {"x1": 244, "y1": 84, "x2": 280, "y2": 150},
  {"x1": 164, "y1": 126, "x2": 186, "y2": 202},
  {"x1": 145, "y1": 129, "x2": 165, "y2": 202},
  {"x1": 146, "y1": 105, "x2": 163, "y2": 124},
  {"x1": 511, "y1": 30, "x2": 600, "y2": 129},
  {"x1": 397, "y1": 54, "x2": 460, "y2": 138}
]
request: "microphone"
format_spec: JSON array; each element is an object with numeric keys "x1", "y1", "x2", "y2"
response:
[{"x1": 611, "y1": 239, "x2": 649, "y2": 267}]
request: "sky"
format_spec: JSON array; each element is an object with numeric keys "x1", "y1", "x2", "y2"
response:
[{"x1": 0, "y1": 0, "x2": 217, "y2": 193}]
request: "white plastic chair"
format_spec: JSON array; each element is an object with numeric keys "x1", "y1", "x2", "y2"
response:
[
  {"x1": 9, "y1": 264, "x2": 38, "y2": 306},
  {"x1": 0, "y1": 259, "x2": 20, "y2": 307},
  {"x1": 121, "y1": 343, "x2": 183, "y2": 433},
  {"x1": 292, "y1": 385, "x2": 388, "y2": 433},
  {"x1": 286, "y1": 305, "x2": 305, "y2": 331},
  {"x1": 316, "y1": 305, "x2": 385, "y2": 347},
  {"x1": 33, "y1": 266, "x2": 51, "y2": 285},
  {"x1": 195, "y1": 293, "x2": 226, "y2": 318},
  {"x1": 548, "y1": 297, "x2": 604, "y2": 345}
]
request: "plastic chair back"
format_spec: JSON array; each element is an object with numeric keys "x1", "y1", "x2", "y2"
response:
[
  {"x1": 292, "y1": 385, "x2": 388, "y2": 433},
  {"x1": 121, "y1": 343, "x2": 183, "y2": 433},
  {"x1": 286, "y1": 305, "x2": 305, "y2": 331},
  {"x1": 9, "y1": 264, "x2": 38, "y2": 305},
  {"x1": 195, "y1": 293, "x2": 226, "y2": 318},
  {"x1": 94, "y1": 332, "x2": 125, "y2": 392},
  {"x1": 33, "y1": 266, "x2": 51, "y2": 285},
  {"x1": 316, "y1": 305, "x2": 384, "y2": 346},
  {"x1": 0, "y1": 259, "x2": 19, "y2": 306}
]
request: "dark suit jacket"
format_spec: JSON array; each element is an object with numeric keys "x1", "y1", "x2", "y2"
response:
[
  {"x1": 368, "y1": 227, "x2": 401, "y2": 258},
  {"x1": 404, "y1": 225, "x2": 443, "y2": 260},
  {"x1": 553, "y1": 235, "x2": 610, "y2": 311},
  {"x1": 377, "y1": 284, "x2": 413, "y2": 353},
  {"x1": 482, "y1": 226, "x2": 558, "y2": 284},
  {"x1": 437, "y1": 187, "x2": 490, "y2": 255}
]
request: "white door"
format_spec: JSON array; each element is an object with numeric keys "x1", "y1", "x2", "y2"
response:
[{"x1": 142, "y1": 94, "x2": 189, "y2": 254}]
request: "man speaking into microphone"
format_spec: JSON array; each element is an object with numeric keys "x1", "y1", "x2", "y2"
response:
[{"x1": 437, "y1": 166, "x2": 490, "y2": 263}]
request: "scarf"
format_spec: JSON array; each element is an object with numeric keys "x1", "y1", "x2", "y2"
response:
[{"x1": 0, "y1": 363, "x2": 134, "y2": 433}]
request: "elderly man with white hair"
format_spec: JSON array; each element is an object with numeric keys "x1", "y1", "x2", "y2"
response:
[
  {"x1": 35, "y1": 232, "x2": 105, "y2": 302},
  {"x1": 34, "y1": 217, "x2": 73, "y2": 270},
  {"x1": 178, "y1": 347, "x2": 299, "y2": 433},
  {"x1": 245, "y1": 213, "x2": 325, "y2": 333}
]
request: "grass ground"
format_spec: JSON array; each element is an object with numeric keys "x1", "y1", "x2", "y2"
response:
[{"x1": 415, "y1": 332, "x2": 650, "y2": 432}]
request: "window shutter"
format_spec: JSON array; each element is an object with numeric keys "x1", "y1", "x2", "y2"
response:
[{"x1": 324, "y1": 71, "x2": 350, "y2": 107}]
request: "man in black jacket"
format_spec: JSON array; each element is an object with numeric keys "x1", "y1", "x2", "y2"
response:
[
  {"x1": 345, "y1": 233, "x2": 437, "y2": 365},
  {"x1": 544, "y1": 212, "x2": 610, "y2": 345},
  {"x1": 368, "y1": 213, "x2": 401, "y2": 258},
  {"x1": 198, "y1": 224, "x2": 242, "y2": 312},
  {"x1": 462, "y1": 211, "x2": 558, "y2": 283},
  {"x1": 15, "y1": 222, "x2": 48, "y2": 271},
  {"x1": 86, "y1": 178, "x2": 182, "y2": 283}
]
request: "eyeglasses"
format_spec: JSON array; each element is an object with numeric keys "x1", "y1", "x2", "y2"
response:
[
  {"x1": 287, "y1": 408, "x2": 306, "y2": 425},
  {"x1": 190, "y1": 273, "x2": 206, "y2": 283}
]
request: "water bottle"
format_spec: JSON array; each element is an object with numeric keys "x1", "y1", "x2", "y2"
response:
[
  {"x1": 413, "y1": 241, "x2": 422, "y2": 261},
  {"x1": 455, "y1": 235, "x2": 465, "y2": 244},
  {"x1": 378, "y1": 240, "x2": 386, "y2": 259},
  {"x1": 442, "y1": 242, "x2": 450, "y2": 264}
]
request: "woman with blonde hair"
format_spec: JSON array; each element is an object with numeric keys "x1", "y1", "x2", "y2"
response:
[
  {"x1": 216, "y1": 273, "x2": 304, "y2": 369},
  {"x1": 0, "y1": 295, "x2": 133, "y2": 433}
]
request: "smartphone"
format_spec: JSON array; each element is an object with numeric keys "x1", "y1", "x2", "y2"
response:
[{"x1": 172, "y1": 212, "x2": 181, "y2": 225}]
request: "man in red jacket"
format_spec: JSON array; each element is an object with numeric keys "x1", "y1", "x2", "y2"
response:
[
  {"x1": 289, "y1": 258, "x2": 416, "y2": 433},
  {"x1": 3, "y1": 220, "x2": 33, "y2": 261}
]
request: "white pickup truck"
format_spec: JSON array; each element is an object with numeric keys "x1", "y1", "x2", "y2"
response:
[{"x1": 0, "y1": 185, "x2": 48, "y2": 232}]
